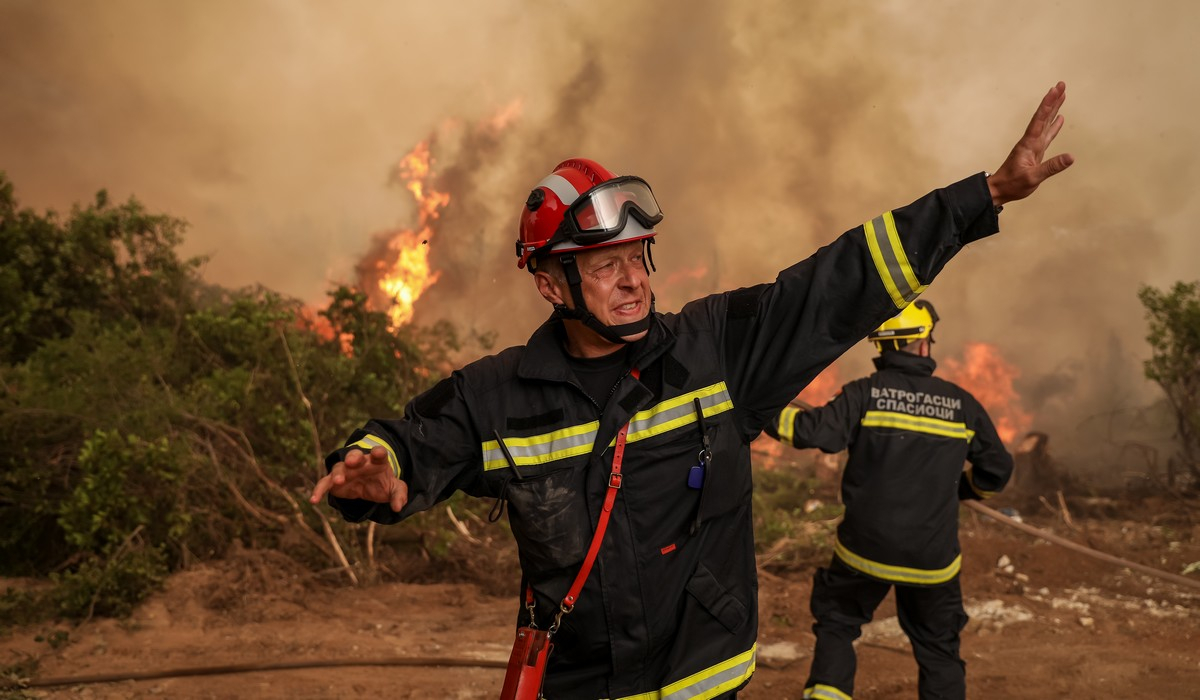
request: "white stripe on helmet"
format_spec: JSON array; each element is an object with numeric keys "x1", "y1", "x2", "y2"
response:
[{"x1": 537, "y1": 173, "x2": 582, "y2": 207}]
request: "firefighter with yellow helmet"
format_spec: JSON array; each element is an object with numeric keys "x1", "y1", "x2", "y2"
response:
[
  {"x1": 767, "y1": 300, "x2": 1014, "y2": 700},
  {"x1": 868, "y1": 299, "x2": 939, "y2": 352}
]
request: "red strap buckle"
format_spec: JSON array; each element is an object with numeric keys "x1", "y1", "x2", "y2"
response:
[{"x1": 608, "y1": 473, "x2": 623, "y2": 489}]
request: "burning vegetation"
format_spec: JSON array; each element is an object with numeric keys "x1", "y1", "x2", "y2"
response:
[
  {"x1": 941, "y1": 342, "x2": 1033, "y2": 445},
  {"x1": 355, "y1": 139, "x2": 448, "y2": 329}
]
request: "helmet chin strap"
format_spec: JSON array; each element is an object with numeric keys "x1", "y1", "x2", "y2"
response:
[{"x1": 553, "y1": 252, "x2": 653, "y2": 345}]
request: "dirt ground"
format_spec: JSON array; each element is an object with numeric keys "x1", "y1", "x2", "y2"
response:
[{"x1": 3, "y1": 494, "x2": 1199, "y2": 700}]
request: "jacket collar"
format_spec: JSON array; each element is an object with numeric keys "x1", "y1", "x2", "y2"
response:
[
  {"x1": 873, "y1": 350, "x2": 937, "y2": 376},
  {"x1": 516, "y1": 312, "x2": 676, "y2": 384}
]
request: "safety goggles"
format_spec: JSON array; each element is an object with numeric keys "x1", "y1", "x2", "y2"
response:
[{"x1": 556, "y1": 176, "x2": 664, "y2": 246}]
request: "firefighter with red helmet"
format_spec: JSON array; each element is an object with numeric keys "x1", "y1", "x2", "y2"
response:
[
  {"x1": 311, "y1": 83, "x2": 1072, "y2": 698},
  {"x1": 766, "y1": 301, "x2": 1014, "y2": 700}
]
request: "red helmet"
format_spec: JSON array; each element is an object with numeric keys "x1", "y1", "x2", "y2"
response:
[{"x1": 516, "y1": 158, "x2": 663, "y2": 271}]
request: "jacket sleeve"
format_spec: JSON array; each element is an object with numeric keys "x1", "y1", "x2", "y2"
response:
[
  {"x1": 957, "y1": 392, "x2": 1014, "y2": 501},
  {"x1": 323, "y1": 372, "x2": 489, "y2": 524},
  {"x1": 764, "y1": 382, "x2": 865, "y2": 454},
  {"x1": 723, "y1": 173, "x2": 998, "y2": 440}
]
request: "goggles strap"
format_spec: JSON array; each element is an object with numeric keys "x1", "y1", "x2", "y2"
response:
[{"x1": 554, "y1": 254, "x2": 652, "y2": 344}]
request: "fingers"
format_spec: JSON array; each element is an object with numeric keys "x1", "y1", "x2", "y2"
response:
[
  {"x1": 309, "y1": 446, "x2": 400, "y2": 506},
  {"x1": 342, "y1": 448, "x2": 365, "y2": 471},
  {"x1": 310, "y1": 473, "x2": 335, "y2": 504},
  {"x1": 1039, "y1": 153, "x2": 1076, "y2": 180},
  {"x1": 1027, "y1": 82, "x2": 1066, "y2": 140},
  {"x1": 369, "y1": 445, "x2": 392, "y2": 467},
  {"x1": 389, "y1": 479, "x2": 410, "y2": 512},
  {"x1": 1043, "y1": 114, "x2": 1065, "y2": 148}
]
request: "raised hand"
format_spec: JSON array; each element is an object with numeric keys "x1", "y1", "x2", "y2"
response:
[
  {"x1": 310, "y1": 445, "x2": 408, "y2": 512},
  {"x1": 987, "y1": 81, "x2": 1076, "y2": 207}
]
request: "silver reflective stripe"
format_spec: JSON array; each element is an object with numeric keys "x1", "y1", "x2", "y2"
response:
[
  {"x1": 610, "y1": 644, "x2": 757, "y2": 700},
  {"x1": 481, "y1": 383, "x2": 734, "y2": 473},
  {"x1": 863, "y1": 211, "x2": 927, "y2": 309},
  {"x1": 625, "y1": 382, "x2": 734, "y2": 444},
  {"x1": 480, "y1": 421, "x2": 598, "y2": 471},
  {"x1": 806, "y1": 684, "x2": 853, "y2": 700},
  {"x1": 869, "y1": 214, "x2": 919, "y2": 304},
  {"x1": 537, "y1": 173, "x2": 581, "y2": 206}
]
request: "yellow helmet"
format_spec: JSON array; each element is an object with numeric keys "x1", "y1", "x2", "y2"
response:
[{"x1": 868, "y1": 300, "x2": 939, "y2": 352}]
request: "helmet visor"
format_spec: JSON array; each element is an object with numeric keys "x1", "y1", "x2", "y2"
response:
[{"x1": 568, "y1": 177, "x2": 663, "y2": 244}]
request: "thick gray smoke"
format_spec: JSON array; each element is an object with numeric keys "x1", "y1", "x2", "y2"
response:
[{"x1": 3, "y1": 0, "x2": 1198, "y2": 480}]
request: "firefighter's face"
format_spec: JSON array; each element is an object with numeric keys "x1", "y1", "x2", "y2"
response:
[
  {"x1": 536, "y1": 240, "x2": 652, "y2": 343},
  {"x1": 576, "y1": 241, "x2": 652, "y2": 337}
]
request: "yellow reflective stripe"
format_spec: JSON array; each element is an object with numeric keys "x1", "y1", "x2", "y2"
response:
[
  {"x1": 349, "y1": 435, "x2": 401, "y2": 478},
  {"x1": 623, "y1": 382, "x2": 734, "y2": 445},
  {"x1": 863, "y1": 211, "x2": 927, "y2": 310},
  {"x1": 480, "y1": 421, "x2": 598, "y2": 471},
  {"x1": 964, "y1": 467, "x2": 997, "y2": 499},
  {"x1": 804, "y1": 683, "x2": 853, "y2": 700},
  {"x1": 835, "y1": 537, "x2": 961, "y2": 585},
  {"x1": 481, "y1": 383, "x2": 736, "y2": 471},
  {"x1": 864, "y1": 216, "x2": 907, "y2": 309},
  {"x1": 861, "y1": 410, "x2": 971, "y2": 441},
  {"x1": 777, "y1": 405, "x2": 800, "y2": 444},
  {"x1": 882, "y1": 211, "x2": 927, "y2": 300},
  {"x1": 612, "y1": 644, "x2": 756, "y2": 700}
]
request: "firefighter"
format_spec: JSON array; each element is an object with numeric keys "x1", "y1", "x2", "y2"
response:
[
  {"x1": 310, "y1": 83, "x2": 1070, "y2": 699},
  {"x1": 765, "y1": 300, "x2": 1014, "y2": 700}
]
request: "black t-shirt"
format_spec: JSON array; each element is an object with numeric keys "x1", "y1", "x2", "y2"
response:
[{"x1": 566, "y1": 346, "x2": 630, "y2": 410}]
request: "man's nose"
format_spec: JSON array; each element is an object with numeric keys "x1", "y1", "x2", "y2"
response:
[{"x1": 616, "y1": 260, "x2": 644, "y2": 288}]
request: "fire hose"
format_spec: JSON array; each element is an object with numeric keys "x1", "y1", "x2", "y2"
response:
[
  {"x1": 963, "y1": 499, "x2": 1200, "y2": 591},
  {"x1": 2, "y1": 656, "x2": 507, "y2": 690}
]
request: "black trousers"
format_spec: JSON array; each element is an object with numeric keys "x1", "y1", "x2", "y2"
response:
[{"x1": 804, "y1": 558, "x2": 969, "y2": 700}]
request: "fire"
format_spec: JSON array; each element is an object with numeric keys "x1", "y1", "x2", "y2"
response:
[
  {"x1": 797, "y1": 363, "x2": 841, "y2": 407},
  {"x1": 361, "y1": 139, "x2": 448, "y2": 329},
  {"x1": 940, "y1": 342, "x2": 1033, "y2": 444},
  {"x1": 356, "y1": 101, "x2": 523, "y2": 329},
  {"x1": 295, "y1": 307, "x2": 353, "y2": 356},
  {"x1": 751, "y1": 363, "x2": 843, "y2": 471}
]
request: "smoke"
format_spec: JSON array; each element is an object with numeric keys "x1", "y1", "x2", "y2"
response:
[{"x1": 3, "y1": 0, "x2": 1198, "y2": 477}]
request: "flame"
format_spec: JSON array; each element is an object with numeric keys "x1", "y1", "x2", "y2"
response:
[
  {"x1": 751, "y1": 433, "x2": 789, "y2": 471},
  {"x1": 940, "y1": 342, "x2": 1033, "y2": 444},
  {"x1": 295, "y1": 307, "x2": 353, "y2": 356},
  {"x1": 797, "y1": 363, "x2": 841, "y2": 407},
  {"x1": 355, "y1": 101, "x2": 522, "y2": 329},
  {"x1": 363, "y1": 139, "x2": 448, "y2": 328},
  {"x1": 749, "y1": 363, "x2": 843, "y2": 471}
]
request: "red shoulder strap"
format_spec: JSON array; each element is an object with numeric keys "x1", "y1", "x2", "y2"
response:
[{"x1": 560, "y1": 366, "x2": 639, "y2": 612}]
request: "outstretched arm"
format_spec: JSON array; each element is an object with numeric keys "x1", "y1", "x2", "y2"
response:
[
  {"x1": 988, "y1": 81, "x2": 1076, "y2": 207},
  {"x1": 764, "y1": 385, "x2": 864, "y2": 453}
]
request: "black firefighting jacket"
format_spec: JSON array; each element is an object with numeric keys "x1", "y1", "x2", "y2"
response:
[
  {"x1": 767, "y1": 351, "x2": 1014, "y2": 586},
  {"x1": 325, "y1": 173, "x2": 999, "y2": 698}
]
